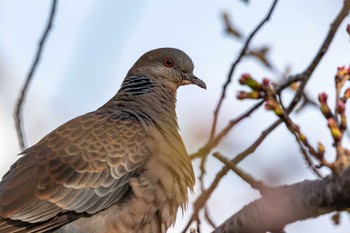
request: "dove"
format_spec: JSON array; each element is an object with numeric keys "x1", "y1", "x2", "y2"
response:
[{"x1": 0, "y1": 48, "x2": 206, "y2": 233}]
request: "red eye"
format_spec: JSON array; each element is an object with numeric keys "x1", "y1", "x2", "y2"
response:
[{"x1": 162, "y1": 58, "x2": 174, "y2": 67}]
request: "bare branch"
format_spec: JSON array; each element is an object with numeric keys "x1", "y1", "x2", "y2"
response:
[
  {"x1": 213, "y1": 152, "x2": 269, "y2": 193},
  {"x1": 14, "y1": 0, "x2": 58, "y2": 150},
  {"x1": 204, "y1": 206, "x2": 216, "y2": 230}
]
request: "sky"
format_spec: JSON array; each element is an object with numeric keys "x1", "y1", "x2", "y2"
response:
[{"x1": 0, "y1": 0, "x2": 350, "y2": 232}]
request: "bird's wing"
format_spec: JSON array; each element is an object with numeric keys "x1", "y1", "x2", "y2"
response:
[{"x1": 0, "y1": 109, "x2": 149, "y2": 230}]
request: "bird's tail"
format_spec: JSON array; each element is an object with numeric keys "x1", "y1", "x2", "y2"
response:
[
  {"x1": 0, "y1": 214, "x2": 78, "y2": 233},
  {"x1": 0, "y1": 217, "x2": 30, "y2": 233}
]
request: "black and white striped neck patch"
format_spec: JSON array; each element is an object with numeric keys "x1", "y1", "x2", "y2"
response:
[{"x1": 120, "y1": 76, "x2": 155, "y2": 96}]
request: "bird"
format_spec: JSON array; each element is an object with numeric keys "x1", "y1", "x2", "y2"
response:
[{"x1": 0, "y1": 48, "x2": 206, "y2": 233}]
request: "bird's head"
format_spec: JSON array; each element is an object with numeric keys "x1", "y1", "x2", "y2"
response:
[{"x1": 127, "y1": 48, "x2": 206, "y2": 91}]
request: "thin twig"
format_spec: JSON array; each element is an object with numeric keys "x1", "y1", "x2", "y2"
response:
[
  {"x1": 204, "y1": 206, "x2": 216, "y2": 230},
  {"x1": 284, "y1": 0, "x2": 350, "y2": 111},
  {"x1": 294, "y1": 135, "x2": 323, "y2": 177},
  {"x1": 209, "y1": 0, "x2": 279, "y2": 140},
  {"x1": 213, "y1": 152, "x2": 269, "y2": 194},
  {"x1": 277, "y1": 94, "x2": 324, "y2": 177},
  {"x1": 295, "y1": 92, "x2": 318, "y2": 113},
  {"x1": 190, "y1": 100, "x2": 264, "y2": 160},
  {"x1": 279, "y1": 107, "x2": 323, "y2": 176},
  {"x1": 14, "y1": 0, "x2": 58, "y2": 150},
  {"x1": 196, "y1": 218, "x2": 201, "y2": 233}
]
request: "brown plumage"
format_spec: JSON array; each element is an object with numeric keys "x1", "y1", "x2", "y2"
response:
[{"x1": 0, "y1": 48, "x2": 206, "y2": 233}]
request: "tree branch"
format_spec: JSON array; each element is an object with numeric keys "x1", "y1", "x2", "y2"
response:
[
  {"x1": 213, "y1": 152, "x2": 269, "y2": 193},
  {"x1": 212, "y1": 166, "x2": 350, "y2": 233},
  {"x1": 14, "y1": 0, "x2": 58, "y2": 150}
]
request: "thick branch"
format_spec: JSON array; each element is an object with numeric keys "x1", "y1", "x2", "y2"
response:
[
  {"x1": 14, "y1": 0, "x2": 58, "y2": 150},
  {"x1": 213, "y1": 166, "x2": 350, "y2": 233}
]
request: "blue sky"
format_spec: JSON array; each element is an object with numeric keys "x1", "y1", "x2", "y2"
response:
[{"x1": 0, "y1": 0, "x2": 349, "y2": 232}]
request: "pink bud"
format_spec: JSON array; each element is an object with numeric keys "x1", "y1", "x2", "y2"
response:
[
  {"x1": 336, "y1": 65, "x2": 350, "y2": 77},
  {"x1": 239, "y1": 74, "x2": 252, "y2": 84},
  {"x1": 264, "y1": 99, "x2": 275, "y2": 110},
  {"x1": 262, "y1": 78, "x2": 270, "y2": 87},
  {"x1": 337, "y1": 101, "x2": 345, "y2": 113},
  {"x1": 338, "y1": 65, "x2": 345, "y2": 71},
  {"x1": 318, "y1": 93, "x2": 328, "y2": 103},
  {"x1": 327, "y1": 118, "x2": 336, "y2": 127},
  {"x1": 237, "y1": 91, "x2": 249, "y2": 99}
]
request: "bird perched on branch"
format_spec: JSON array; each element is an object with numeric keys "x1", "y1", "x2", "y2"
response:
[{"x1": 0, "y1": 48, "x2": 206, "y2": 233}]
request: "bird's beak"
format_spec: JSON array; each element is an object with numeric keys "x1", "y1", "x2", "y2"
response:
[{"x1": 182, "y1": 73, "x2": 207, "y2": 89}]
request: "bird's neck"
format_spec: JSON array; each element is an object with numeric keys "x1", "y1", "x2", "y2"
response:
[{"x1": 102, "y1": 77, "x2": 179, "y2": 130}]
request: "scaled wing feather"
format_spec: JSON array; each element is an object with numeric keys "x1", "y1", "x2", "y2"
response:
[{"x1": 0, "y1": 109, "x2": 148, "y2": 228}]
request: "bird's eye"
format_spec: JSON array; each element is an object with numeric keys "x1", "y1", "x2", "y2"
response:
[{"x1": 162, "y1": 58, "x2": 174, "y2": 67}]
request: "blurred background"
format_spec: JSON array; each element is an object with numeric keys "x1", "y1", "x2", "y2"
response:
[{"x1": 0, "y1": 0, "x2": 349, "y2": 232}]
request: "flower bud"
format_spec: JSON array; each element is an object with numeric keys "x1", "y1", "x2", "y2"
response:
[
  {"x1": 337, "y1": 101, "x2": 345, "y2": 114},
  {"x1": 318, "y1": 93, "x2": 328, "y2": 103},
  {"x1": 262, "y1": 78, "x2": 270, "y2": 88},
  {"x1": 327, "y1": 118, "x2": 342, "y2": 142},
  {"x1": 265, "y1": 99, "x2": 283, "y2": 116},
  {"x1": 237, "y1": 91, "x2": 262, "y2": 100},
  {"x1": 317, "y1": 142, "x2": 325, "y2": 157},
  {"x1": 318, "y1": 93, "x2": 332, "y2": 118},
  {"x1": 239, "y1": 74, "x2": 262, "y2": 91}
]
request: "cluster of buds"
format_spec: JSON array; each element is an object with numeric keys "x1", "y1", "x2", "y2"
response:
[
  {"x1": 336, "y1": 65, "x2": 350, "y2": 77},
  {"x1": 319, "y1": 92, "x2": 344, "y2": 143},
  {"x1": 337, "y1": 66, "x2": 350, "y2": 104},
  {"x1": 318, "y1": 66, "x2": 350, "y2": 144},
  {"x1": 336, "y1": 66, "x2": 349, "y2": 128},
  {"x1": 237, "y1": 73, "x2": 284, "y2": 116},
  {"x1": 335, "y1": 65, "x2": 350, "y2": 90},
  {"x1": 237, "y1": 73, "x2": 331, "y2": 168},
  {"x1": 237, "y1": 74, "x2": 273, "y2": 100}
]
